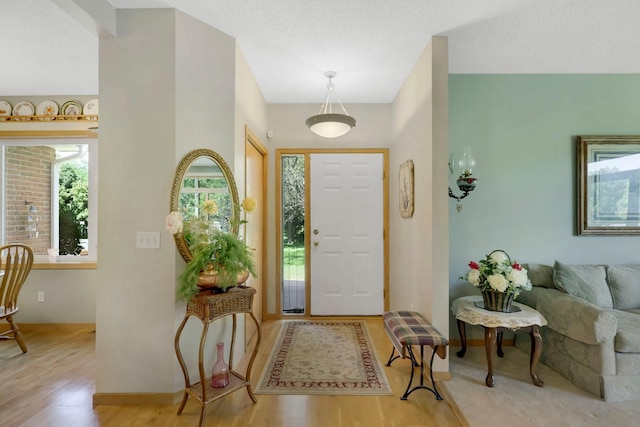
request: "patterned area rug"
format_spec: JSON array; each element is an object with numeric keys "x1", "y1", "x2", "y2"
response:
[{"x1": 255, "y1": 321, "x2": 393, "y2": 395}]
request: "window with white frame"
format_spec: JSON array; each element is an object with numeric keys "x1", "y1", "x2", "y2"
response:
[{"x1": 0, "y1": 138, "x2": 97, "y2": 262}]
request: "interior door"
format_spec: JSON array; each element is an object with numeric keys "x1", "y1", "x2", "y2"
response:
[
  {"x1": 309, "y1": 153, "x2": 384, "y2": 315},
  {"x1": 245, "y1": 129, "x2": 266, "y2": 349}
]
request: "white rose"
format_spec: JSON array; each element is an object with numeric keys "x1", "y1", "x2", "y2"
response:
[
  {"x1": 487, "y1": 274, "x2": 508, "y2": 292},
  {"x1": 165, "y1": 211, "x2": 183, "y2": 235},
  {"x1": 507, "y1": 269, "x2": 528, "y2": 287},
  {"x1": 489, "y1": 251, "x2": 509, "y2": 265},
  {"x1": 466, "y1": 269, "x2": 481, "y2": 286}
]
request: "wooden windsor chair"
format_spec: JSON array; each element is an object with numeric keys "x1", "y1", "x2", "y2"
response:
[{"x1": 0, "y1": 244, "x2": 34, "y2": 353}]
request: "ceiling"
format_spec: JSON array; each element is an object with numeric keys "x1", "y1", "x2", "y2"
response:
[{"x1": 2, "y1": 0, "x2": 640, "y2": 103}]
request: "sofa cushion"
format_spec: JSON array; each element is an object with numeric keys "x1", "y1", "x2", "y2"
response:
[
  {"x1": 607, "y1": 265, "x2": 640, "y2": 310},
  {"x1": 515, "y1": 285, "x2": 549, "y2": 309},
  {"x1": 523, "y1": 263, "x2": 555, "y2": 289},
  {"x1": 553, "y1": 261, "x2": 613, "y2": 309},
  {"x1": 610, "y1": 309, "x2": 640, "y2": 353}
]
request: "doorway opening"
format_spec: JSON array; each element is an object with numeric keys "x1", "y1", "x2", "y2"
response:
[
  {"x1": 276, "y1": 148, "x2": 389, "y2": 317},
  {"x1": 280, "y1": 154, "x2": 306, "y2": 314}
]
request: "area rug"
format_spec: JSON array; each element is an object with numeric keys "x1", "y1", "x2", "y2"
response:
[
  {"x1": 442, "y1": 346, "x2": 640, "y2": 427},
  {"x1": 254, "y1": 321, "x2": 393, "y2": 395}
]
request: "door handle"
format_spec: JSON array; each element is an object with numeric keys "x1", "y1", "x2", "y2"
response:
[{"x1": 313, "y1": 240, "x2": 319, "y2": 246}]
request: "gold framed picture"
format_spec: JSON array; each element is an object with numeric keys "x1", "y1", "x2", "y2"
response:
[
  {"x1": 577, "y1": 135, "x2": 640, "y2": 235},
  {"x1": 399, "y1": 159, "x2": 414, "y2": 218}
]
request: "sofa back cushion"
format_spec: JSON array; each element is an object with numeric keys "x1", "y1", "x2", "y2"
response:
[
  {"x1": 523, "y1": 263, "x2": 555, "y2": 289},
  {"x1": 607, "y1": 265, "x2": 640, "y2": 310},
  {"x1": 553, "y1": 261, "x2": 613, "y2": 309}
]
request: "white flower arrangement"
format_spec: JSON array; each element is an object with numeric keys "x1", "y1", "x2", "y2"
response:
[{"x1": 460, "y1": 250, "x2": 532, "y2": 296}]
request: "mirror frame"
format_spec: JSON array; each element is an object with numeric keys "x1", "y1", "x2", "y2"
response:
[{"x1": 170, "y1": 148, "x2": 240, "y2": 262}]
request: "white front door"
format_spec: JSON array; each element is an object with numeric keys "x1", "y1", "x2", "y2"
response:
[{"x1": 309, "y1": 153, "x2": 384, "y2": 315}]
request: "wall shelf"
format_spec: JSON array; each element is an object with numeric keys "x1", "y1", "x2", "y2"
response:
[{"x1": 0, "y1": 115, "x2": 98, "y2": 122}]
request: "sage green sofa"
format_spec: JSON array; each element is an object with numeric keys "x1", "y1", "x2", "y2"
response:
[{"x1": 514, "y1": 262, "x2": 640, "y2": 402}]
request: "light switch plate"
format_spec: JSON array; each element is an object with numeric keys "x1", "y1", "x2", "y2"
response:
[{"x1": 137, "y1": 231, "x2": 160, "y2": 249}]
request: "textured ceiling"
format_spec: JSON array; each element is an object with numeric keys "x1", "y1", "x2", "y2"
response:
[{"x1": 2, "y1": 0, "x2": 640, "y2": 103}]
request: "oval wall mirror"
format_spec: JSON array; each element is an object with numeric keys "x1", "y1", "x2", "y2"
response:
[{"x1": 170, "y1": 148, "x2": 240, "y2": 263}]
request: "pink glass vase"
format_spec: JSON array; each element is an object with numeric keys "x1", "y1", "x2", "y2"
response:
[{"x1": 211, "y1": 342, "x2": 229, "y2": 388}]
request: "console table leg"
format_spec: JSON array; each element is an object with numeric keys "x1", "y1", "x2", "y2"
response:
[
  {"x1": 197, "y1": 405, "x2": 206, "y2": 427},
  {"x1": 530, "y1": 325, "x2": 544, "y2": 387},
  {"x1": 456, "y1": 319, "x2": 467, "y2": 357},
  {"x1": 174, "y1": 315, "x2": 190, "y2": 415},
  {"x1": 176, "y1": 392, "x2": 188, "y2": 415},
  {"x1": 245, "y1": 312, "x2": 261, "y2": 404},
  {"x1": 484, "y1": 327, "x2": 497, "y2": 387}
]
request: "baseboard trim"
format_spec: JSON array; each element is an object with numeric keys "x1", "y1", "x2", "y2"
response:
[
  {"x1": 0, "y1": 323, "x2": 95, "y2": 334},
  {"x1": 93, "y1": 392, "x2": 176, "y2": 407}
]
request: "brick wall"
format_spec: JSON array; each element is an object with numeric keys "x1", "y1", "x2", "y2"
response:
[{"x1": 5, "y1": 146, "x2": 54, "y2": 255}]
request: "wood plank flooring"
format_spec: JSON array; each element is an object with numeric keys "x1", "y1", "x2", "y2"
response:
[{"x1": 0, "y1": 319, "x2": 464, "y2": 427}]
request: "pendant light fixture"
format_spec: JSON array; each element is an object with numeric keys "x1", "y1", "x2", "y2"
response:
[{"x1": 305, "y1": 71, "x2": 356, "y2": 138}]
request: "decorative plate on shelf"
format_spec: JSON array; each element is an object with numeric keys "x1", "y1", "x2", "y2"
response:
[
  {"x1": 36, "y1": 100, "x2": 59, "y2": 120},
  {"x1": 82, "y1": 99, "x2": 98, "y2": 120},
  {"x1": 12, "y1": 101, "x2": 35, "y2": 120},
  {"x1": 61, "y1": 100, "x2": 83, "y2": 119},
  {"x1": 0, "y1": 100, "x2": 11, "y2": 121}
]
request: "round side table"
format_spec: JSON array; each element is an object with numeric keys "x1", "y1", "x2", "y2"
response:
[{"x1": 451, "y1": 295, "x2": 547, "y2": 388}]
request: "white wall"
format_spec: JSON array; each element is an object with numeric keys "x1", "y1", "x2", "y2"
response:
[
  {"x1": 96, "y1": 8, "x2": 248, "y2": 396},
  {"x1": 234, "y1": 45, "x2": 268, "y2": 188},
  {"x1": 97, "y1": 8, "x2": 178, "y2": 395},
  {"x1": 390, "y1": 37, "x2": 449, "y2": 370}
]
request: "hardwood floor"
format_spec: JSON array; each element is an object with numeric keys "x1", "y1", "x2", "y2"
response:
[{"x1": 0, "y1": 319, "x2": 464, "y2": 427}]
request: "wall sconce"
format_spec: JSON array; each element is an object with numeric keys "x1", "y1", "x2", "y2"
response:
[
  {"x1": 448, "y1": 147, "x2": 478, "y2": 212},
  {"x1": 25, "y1": 201, "x2": 38, "y2": 239}
]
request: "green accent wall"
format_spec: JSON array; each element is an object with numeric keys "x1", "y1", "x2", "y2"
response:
[{"x1": 449, "y1": 74, "x2": 640, "y2": 334}]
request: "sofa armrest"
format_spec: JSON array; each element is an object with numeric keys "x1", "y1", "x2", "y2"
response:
[{"x1": 537, "y1": 290, "x2": 617, "y2": 345}]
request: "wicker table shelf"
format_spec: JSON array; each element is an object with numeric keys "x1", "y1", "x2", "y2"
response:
[{"x1": 174, "y1": 286, "x2": 261, "y2": 427}]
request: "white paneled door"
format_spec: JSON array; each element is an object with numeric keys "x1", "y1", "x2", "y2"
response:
[{"x1": 309, "y1": 153, "x2": 384, "y2": 315}]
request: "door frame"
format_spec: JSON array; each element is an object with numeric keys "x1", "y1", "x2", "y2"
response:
[
  {"x1": 276, "y1": 148, "x2": 389, "y2": 317},
  {"x1": 245, "y1": 126, "x2": 268, "y2": 325}
]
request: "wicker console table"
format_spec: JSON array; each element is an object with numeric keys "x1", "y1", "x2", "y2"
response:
[{"x1": 174, "y1": 286, "x2": 261, "y2": 427}]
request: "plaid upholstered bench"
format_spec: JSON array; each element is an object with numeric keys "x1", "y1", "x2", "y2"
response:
[{"x1": 383, "y1": 311, "x2": 449, "y2": 400}]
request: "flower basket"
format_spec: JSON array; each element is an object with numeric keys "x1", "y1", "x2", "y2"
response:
[
  {"x1": 460, "y1": 249, "x2": 532, "y2": 310},
  {"x1": 481, "y1": 289, "x2": 515, "y2": 312}
]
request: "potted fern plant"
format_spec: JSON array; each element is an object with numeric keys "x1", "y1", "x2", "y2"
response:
[{"x1": 166, "y1": 198, "x2": 258, "y2": 302}]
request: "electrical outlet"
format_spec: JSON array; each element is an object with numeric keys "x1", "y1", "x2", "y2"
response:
[
  {"x1": 410, "y1": 304, "x2": 416, "y2": 311},
  {"x1": 37, "y1": 291, "x2": 45, "y2": 303}
]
